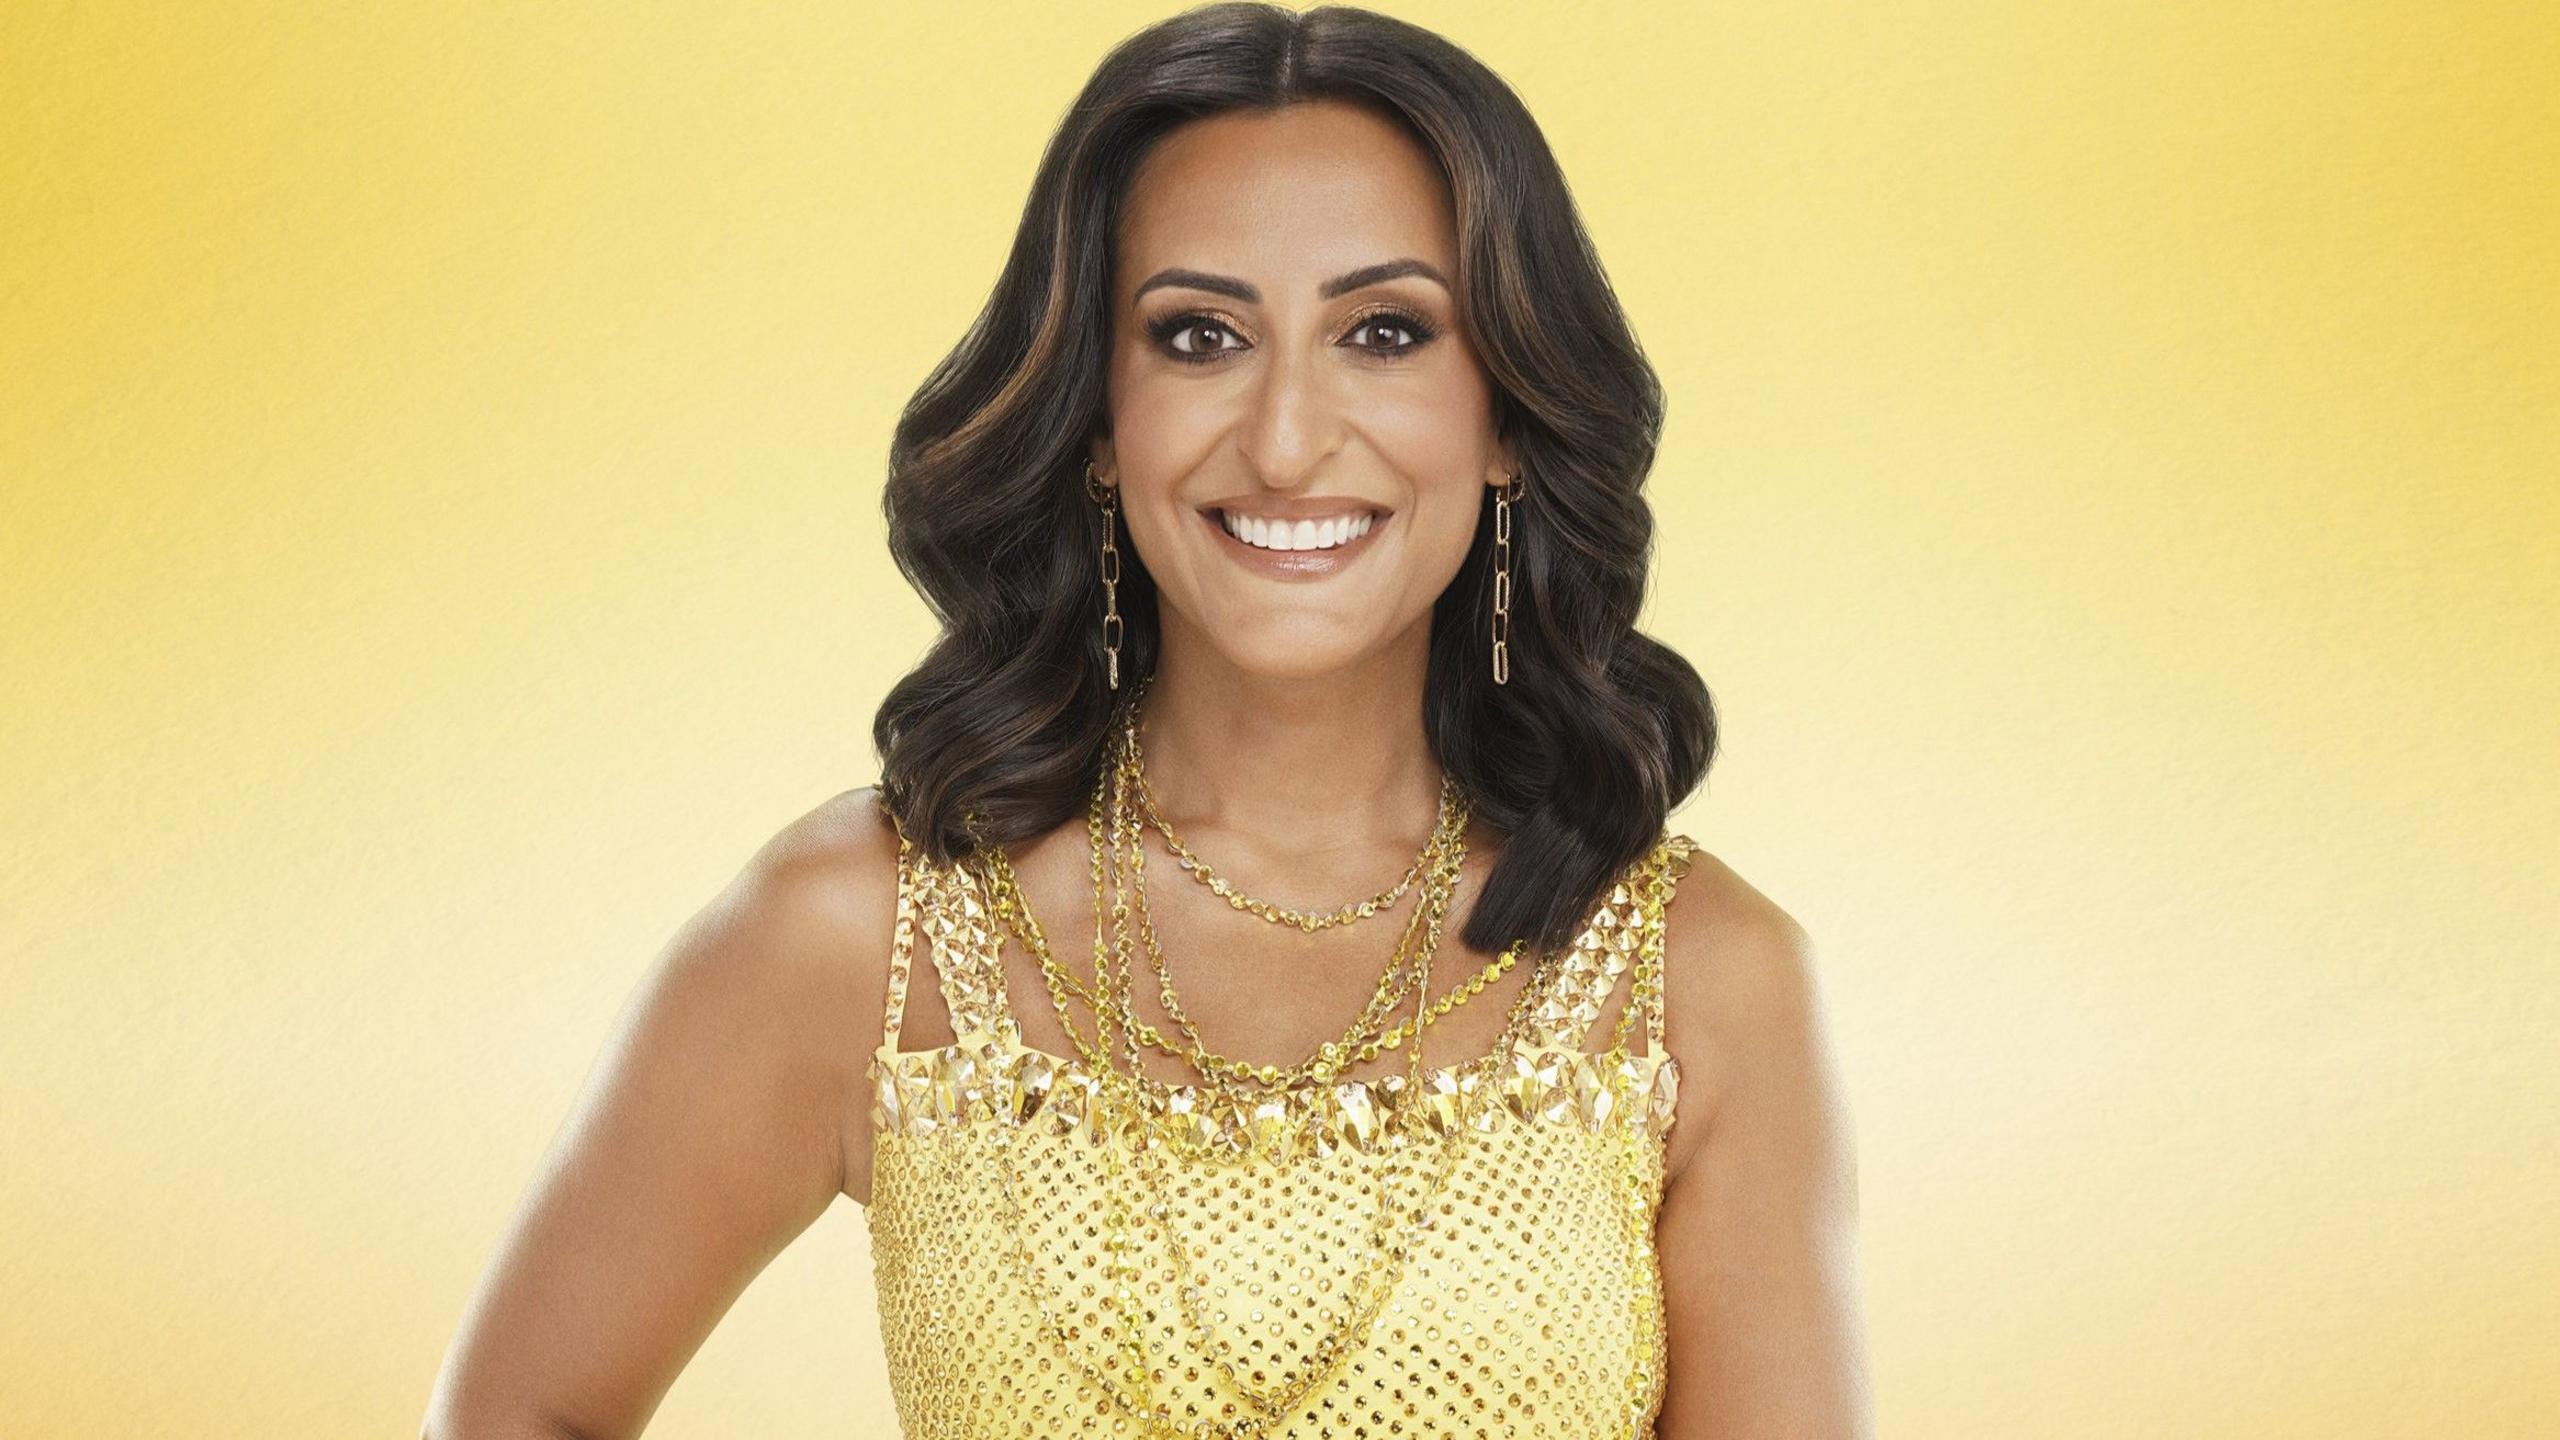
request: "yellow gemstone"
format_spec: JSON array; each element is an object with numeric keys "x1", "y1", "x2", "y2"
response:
[
  {"x1": 972, "y1": 1038, "x2": 1010, "y2": 1110},
  {"x1": 869, "y1": 1055, "x2": 905, "y2": 1133},
  {"x1": 895, "y1": 1054, "x2": 939, "y2": 1135},
  {"x1": 1245, "y1": 1095, "x2": 1293, "y2": 1161},
  {"x1": 1647, "y1": 1056, "x2": 1681, "y2": 1133},
  {"x1": 1165, "y1": 1085, "x2": 1220, "y2": 1152},
  {"x1": 1300, "y1": 1091, "x2": 1342, "y2": 1157},
  {"x1": 1007, "y1": 1048, "x2": 1056, "y2": 1125},
  {"x1": 1570, "y1": 1055, "x2": 1616, "y2": 1129},
  {"x1": 1209, "y1": 1095, "x2": 1256, "y2": 1161},
  {"x1": 1502, "y1": 1049, "x2": 1572, "y2": 1126},
  {"x1": 1416, "y1": 1066, "x2": 1471, "y2": 1137},
  {"x1": 1610, "y1": 1052, "x2": 1648, "y2": 1122},
  {"x1": 1044, "y1": 1068, "x2": 1099, "y2": 1142},
  {"x1": 1331, "y1": 1078, "x2": 1383, "y2": 1150},
  {"x1": 1105, "y1": 1086, "x2": 1150, "y2": 1151},
  {"x1": 929, "y1": 1044, "x2": 979, "y2": 1119}
]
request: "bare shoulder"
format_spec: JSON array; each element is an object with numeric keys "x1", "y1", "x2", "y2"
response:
[
  {"x1": 1653, "y1": 838, "x2": 1840, "y2": 1180},
  {"x1": 666, "y1": 785, "x2": 903, "y2": 1028},
  {"x1": 1648, "y1": 838, "x2": 1874, "y2": 1434},
  {"x1": 420, "y1": 787, "x2": 908, "y2": 1437},
  {"x1": 779, "y1": 786, "x2": 909, "y2": 1190},
  {"x1": 659, "y1": 783, "x2": 906, "y2": 1196},
  {"x1": 717, "y1": 784, "x2": 905, "y2": 973},
  {"x1": 721, "y1": 778, "x2": 911, "y2": 1173},
  {"x1": 1656, "y1": 840, "x2": 1821, "y2": 1032}
]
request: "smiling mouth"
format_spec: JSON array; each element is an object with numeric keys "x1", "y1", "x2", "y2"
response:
[
  {"x1": 1200, "y1": 506, "x2": 1390, "y2": 554},
  {"x1": 1192, "y1": 504, "x2": 1392, "y2": 577}
]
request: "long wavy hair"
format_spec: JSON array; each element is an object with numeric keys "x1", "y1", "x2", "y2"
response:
[{"x1": 873, "y1": 2, "x2": 1715, "y2": 955}]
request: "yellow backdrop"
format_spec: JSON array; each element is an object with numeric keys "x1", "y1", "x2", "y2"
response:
[{"x1": 4, "y1": 3, "x2": 2552, "y2": 1436}]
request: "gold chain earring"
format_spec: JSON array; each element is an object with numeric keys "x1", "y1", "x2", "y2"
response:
[
  {"x1": 1085, "y1": 458, "x2": 1123, "y2": 690},
  {"x1": 1491, "y1": 471, "x2": 1521, "y2": 685}
]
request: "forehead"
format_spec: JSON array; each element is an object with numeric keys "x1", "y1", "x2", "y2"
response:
[{"x1": 1115, "y1": 99, "x2": 1457, "y2": 294}]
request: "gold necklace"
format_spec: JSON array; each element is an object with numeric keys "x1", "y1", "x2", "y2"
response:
[
  {"x1": 970, "y1": 779, "x2": 1124, "y2": 1075},
  {"x1": 1105, "y1": 769, "x2": 1454, "y2": 1429},
  {"x1": 1127, "y1": 720, "x2": 1456, "y2": 934},
  {"x1": 978, "y1": 731, "x2": 1532, "y2": 1100},
  {"x1": 1112, "y1": 760, "x2": 1567, "y2": 1427},
  {"x1": 971, "y1": 768, "x2": 1548, "y2": 1096},
  {"x1": 1116, "y1": 713, "x2": 1525, "y2": 1093},
  {"x1": 1112, "y1": 722, "x2": 1451, "y2": 1094},
  {"x1": 973, "y1": 751, "x2": 1569, "y2": 1434},
  {"x1": 1116, "y1": 666, "x2": 1445, "y2": 936}
]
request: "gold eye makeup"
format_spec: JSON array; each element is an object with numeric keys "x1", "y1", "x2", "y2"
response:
[{"x1": 1140, "y1": 304, "x2": 1444, "y2": 365}]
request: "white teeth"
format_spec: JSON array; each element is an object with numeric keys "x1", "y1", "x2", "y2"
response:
[{"x1": 1219, "y1": 510, "x2": 1374, "y2": 553}]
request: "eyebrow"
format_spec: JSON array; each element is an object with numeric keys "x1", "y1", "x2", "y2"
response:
[{"x1": 1130, "y1": 257, "x2": 1450, "y2": 307}]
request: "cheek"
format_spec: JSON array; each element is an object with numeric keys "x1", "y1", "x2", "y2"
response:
[
  {"x1": 1364, "y1": 370, "x2": 1498, "y2": 489},
  {"x1": 1106, "y1": 343, "x2": 1214, "y2": 438}
]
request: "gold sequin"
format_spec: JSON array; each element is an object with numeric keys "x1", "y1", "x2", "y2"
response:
[{"x1": 865, "y1": 829, "x2": 1700, "y2": 1439}]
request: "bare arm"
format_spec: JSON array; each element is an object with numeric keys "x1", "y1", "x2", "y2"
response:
[
  {"x1": 1653, "y1": 852, "x2": 1876, "y2": 1440},
  {"x1": 421, "y1": 787, "x2": 901, "y2": 1440}
]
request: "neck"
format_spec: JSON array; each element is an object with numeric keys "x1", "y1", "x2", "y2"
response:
[{"x1": 1128, "y1": 614, "x2": 1444, "y2": 871}]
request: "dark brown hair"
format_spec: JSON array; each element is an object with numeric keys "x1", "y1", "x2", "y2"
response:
[{"x1": 873, "y1": 2, "x2": 1715, "y2": 955}]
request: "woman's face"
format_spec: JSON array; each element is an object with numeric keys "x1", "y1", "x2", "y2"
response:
[{"x1": 1093, "y1": 98, "x2": 1514, "y2": 683}]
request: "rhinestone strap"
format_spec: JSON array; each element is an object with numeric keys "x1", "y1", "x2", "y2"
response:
[{"x1": 879, "y1": 826, "x2": 921, "y2": 1053}]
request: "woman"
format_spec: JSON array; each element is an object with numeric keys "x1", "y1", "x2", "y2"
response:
[{"x1": 426, "y1": 5, "x2": 1871, "y2": 1437}]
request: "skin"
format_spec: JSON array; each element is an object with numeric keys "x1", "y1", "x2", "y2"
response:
[{"x1": 424, "y1": 98, "x2": 1873, "y2": 1440}]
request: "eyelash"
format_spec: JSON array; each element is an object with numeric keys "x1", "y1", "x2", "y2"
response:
[{"x1": 1144, "y1": 306, "x2": 1441, "y2": 365}]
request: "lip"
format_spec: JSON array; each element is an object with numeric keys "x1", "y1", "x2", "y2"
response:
[{"x1": 1199, "y1": 506, "x2": 1388, "y2": 579}]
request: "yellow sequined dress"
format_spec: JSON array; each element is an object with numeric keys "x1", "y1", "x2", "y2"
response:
[{"x1": 863, "y1": 825, "x2": 1701, "y2": 1439}]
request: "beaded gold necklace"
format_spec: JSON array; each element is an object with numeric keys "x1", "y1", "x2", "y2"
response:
[
  {"x1": 965, "y1": 720, "x2": 1557, "y2": 1436},
  {"x1": 1108, "y1": 712, "x2": 1518, "y2": 1097},
  {"x1": 1129, "y1": 736, "x2": 1455, "y2": 934}
]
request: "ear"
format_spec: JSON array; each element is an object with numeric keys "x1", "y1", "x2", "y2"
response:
[
  {"x1": 1484, "y1": 438, "x2": 1519, "y2": 492},
  {"x1": 1088, "y1": 436, "x2": 1118, "y2": 489}
]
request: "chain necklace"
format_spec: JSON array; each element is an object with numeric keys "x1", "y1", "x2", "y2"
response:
[
  {"x1": 1104, "y1": 751, "x2": 1474, "y2": 1430},
  {"x1": 973, "y1": 750, "x2": 1556, "y2": 1092},
  {"x1": 989, "y1": 712, "x2": 1523, "y2": 1101},
  {"x1": 1115, "y1": 666, "x2": 1447, "y2": 935},
  {"x1": 977, "y1": 790, "x2": 1525, "y2": 1104},
  {"x1": 969, "y1": 779, "x2": 1123, "y2": 1076},
  {"x1": 958, "y1": 819, "x2": 1685, "y2": 1440},
  {"x1": 1121, "y1": 808, "x2": 1517, "y2": 1097},
  {"x1": 968, "y1": 762, "x2": 1424, "y2": 1438},
  {"x1": 1100, "y1": 740, "x2": 1559, "y2": 1423},
  {"x1": 1127, "y1": 725, "x2": 1455, "y2": 934},
  {"x1": 976, "y1": 839, "x2": 1164, "y2": 1426},
  {"x1": 1109, "y1": 717, "x2": 1482, "y2": 1097},
  {"x1": 966, "y1": 732, "x2": 1580, "y2": 1435}
]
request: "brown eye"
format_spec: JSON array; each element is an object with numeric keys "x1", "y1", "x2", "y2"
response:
[
  {"x1": 1147, "y1": 312, "x2": 1246, "y2": 363},
  {"x1": 1172, "y1": 320, "x2": 1241, "y2": 355},
  {"x1": 1345, "y1": 308, "x2": 1440, "y2": 357},
  {"x1": 1354, "y1": 319, "x2": 1411, "y2": 349}
]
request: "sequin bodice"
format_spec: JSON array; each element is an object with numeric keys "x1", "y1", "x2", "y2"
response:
[{"x1": 861, "y1": 827, "x2": 1700, "y2": 1439}]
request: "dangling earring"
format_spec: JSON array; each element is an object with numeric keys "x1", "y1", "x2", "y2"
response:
[
  {"x1": 1085, "y1": 458, "x2": 1123, "y2": 690},
  {"x1": 1491, "y1": 471, "x2": 1521, "y2": 685}
]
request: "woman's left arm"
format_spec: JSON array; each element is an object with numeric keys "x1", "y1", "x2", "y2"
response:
[{"x1": 1651, "y1": 853, "x2": 1877, "y2": 1440}]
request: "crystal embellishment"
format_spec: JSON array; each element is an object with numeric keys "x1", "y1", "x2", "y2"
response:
[{"x1": 868, "y1": 1040, "x2": 1689, "y2": 1151}]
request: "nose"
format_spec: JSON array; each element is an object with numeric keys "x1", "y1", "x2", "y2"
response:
[{"x1": 1234, "y1": 330, "x2": 1345, "y2": 491}]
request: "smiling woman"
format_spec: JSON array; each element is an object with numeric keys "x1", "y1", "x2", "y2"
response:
[
  {"x1": 425, "y1": 5, "x2": 1871, "y2": 1438},
  {"x1": 1096, "y1": 107, "x2": 1505, "y2": 617}
]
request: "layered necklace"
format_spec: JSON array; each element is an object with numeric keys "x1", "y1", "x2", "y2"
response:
[{"x1": 968, "y1": 678, "x2": 1544, "y2": 1434}]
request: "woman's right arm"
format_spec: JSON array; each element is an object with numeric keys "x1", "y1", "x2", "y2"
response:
[{"x1": 420, "y1": 786, "x2": 902, "y2": 1440}]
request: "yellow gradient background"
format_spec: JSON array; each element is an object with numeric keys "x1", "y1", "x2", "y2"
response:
[{"x1": 4, "y1": 3, "x2": 2552, "y2": 1436}]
